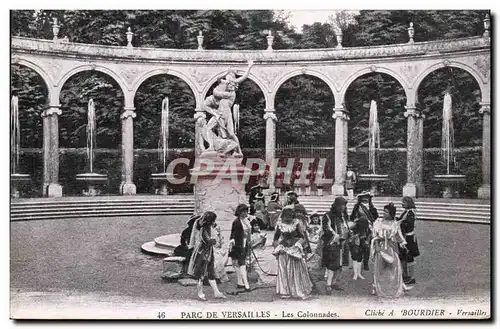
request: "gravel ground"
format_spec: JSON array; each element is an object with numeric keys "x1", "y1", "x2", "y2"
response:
[{"x1": 10, "y1": 215, "x2": 490, "y2": 304}]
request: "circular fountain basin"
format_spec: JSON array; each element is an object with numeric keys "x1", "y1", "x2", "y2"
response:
[
  {"x1": 151, "y1": 172, "x2": 176, "y2": 182},
  {"x1": 432, "y1": 174, "x2": 466, "y2": 183},
  {"x1": 11, "y1": 173, "x2": 31, "y2": 182},
  {"x1": 358, "y1": 174, "x2": 389, "y2": 181},
  {"x1": 76, "y1": 173, "x2": 108, "y2": 184}
]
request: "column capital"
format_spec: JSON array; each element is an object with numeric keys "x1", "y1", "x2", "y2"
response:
[
  {"x1": 479, "y1": 103, "x2": 491, "y2": 114},
  {"x1": 263, "y1": 112, "x2": 277, "y2": 121},
  {"x1": 332, "y1": 107, "x2": 349, "y2": 121},
  {"x1": 404, "y1": 106, "x2": 424, "y2": 118},
  {"x1": 41, "y1": 105, "x2": 62, "y2": 117},
  {"x1": 121, "y1": 108, "x2": 136, "y2": 120}
]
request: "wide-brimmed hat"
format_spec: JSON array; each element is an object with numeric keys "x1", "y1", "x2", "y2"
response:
[
  {"x1": 255, "y1": 193, "x2": 264, "y2": 200},
  {"x1": 346, "y1": 164, "x2": 353, "y2": 169},
  {"x1": 234, "y1": 203, "x2": 249, "y2": 216},
  {"x1": 285, "y1": 191, "x2": 298, "y2": 198},
  {"x1": 357, "y1": 191, "x2": 372, "y2": 199},
  {"x1": 270, "y1": 192, "x2": 279, "y2": 202}
]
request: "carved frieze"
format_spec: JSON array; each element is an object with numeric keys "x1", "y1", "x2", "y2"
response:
[
  {"x1": 473, "y1": 55, "x2": 490, "y2": 80},
  {"x1": 188, "y1": 67, "x2": 211, "y2": 88},
  {"x1": 120, "y1": 67, "x2": 142, "y2": 86},
  {"x1": 399, "y1": 62, "x2": 423, "y2": 86},
  {"x1": 322, "y1": 66, "x2": 349, "y2": 91},
  {"x1": 258, "y1": 68, "x2": 285, "y2": 89}
]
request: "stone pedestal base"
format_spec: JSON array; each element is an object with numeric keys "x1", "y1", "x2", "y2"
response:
[
  {"x1": 84, "y1": 185, "x2": 100, "y2": 196},
  {"x1": 331, "y1": 184, "x2": 345, "y2": 196},
  {"x1": 402, "y1": 183, "x2": 424, "y2": 198},
  {"x1": 191, "y1": 157, "x2": 250, "y2": 231},
  {"x1": 477, "y1": 184, "x2": 491, "y2": 199},
  {"x1": 121, "y1": 183, "x2": 136, "y2": 195},
  {"x1": 157, "y1": 184, "x2": 169, "y2": 195},
  {"x1": 47, "y1": 183, "x2": 63, "y2": 197}
]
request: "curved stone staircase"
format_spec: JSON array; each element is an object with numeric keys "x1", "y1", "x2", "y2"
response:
[{"x1": 10, "y1": 195, "x2": 490, "y2": 225}]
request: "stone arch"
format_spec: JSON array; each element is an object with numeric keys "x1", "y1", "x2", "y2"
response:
[
  {"x1": 271, "y1": 68, "x2": 338, "y2": 108},
  {"x1": 340, "y1": 67, "x2": 410, "y2": 106},
  {"x1": 132, "y1": 69, "x2": 201, "y2": 109},
  {"x1": 202, "y1": 71, "x2": 270, "y2": 107},
  {"x1": 56, "y1": 64, "x2": 128, "y2": 106},
  {"x1": 414, "y1": 60, "x2": 488, "y2": 103},
  {"x1": 12, "y1": 58, "x2": 54, "y2": 103}
]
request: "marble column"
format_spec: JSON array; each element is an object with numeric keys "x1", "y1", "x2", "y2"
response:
[
  {"x1": 332, "y1": 107, "x2": 349, "y2": 196},
  {"x1": 402, "y1": 106, "x2": 424, "y2": 197},
  {"x1": 42, "y1": 111, "x2": 51, "y2": 196},
  {"x1": 264, "y1": 109, "x2": 277, "y2": 191},
  {"x1": 477, "y1": 103, "x2": 491, "y2": 199},
  {"x1": 42, "y1": 106, "x2": 63, "y2": 197},
  {"x1": 194, "y1": 109, "x2": 206, "y2": 157},
  {"x1": 415, "y1": 112, "x2": 425, "y2": 196},
  {"x1": 120, "y1": 107, "x2": 136, "y2": 195}
]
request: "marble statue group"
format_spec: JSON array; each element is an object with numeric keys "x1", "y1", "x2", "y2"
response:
[{"x1": 198, "y1": 60, "x2": 254, "y2": 158}]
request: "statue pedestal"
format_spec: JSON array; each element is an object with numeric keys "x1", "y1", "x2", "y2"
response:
[
  {"x1": 191, "y1": 156, "x2": 250, "y2": 232},
  {"x1": 358, "y1": 174, "x2": 389, "y2": 196},
  {"x1": 11, "y1": 173, "x2": 30, "y2": 198},
  {"x1": 432, "y1": 174, "x2": 466, "y2": 198},
  {"x1": 151, "y1": 173, "x2": 175, "y2": 195}
]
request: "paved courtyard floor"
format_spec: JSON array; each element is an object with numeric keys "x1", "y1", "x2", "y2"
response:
[{"x1": 10, "y1": 215, "x2": 491, "y2": 319}]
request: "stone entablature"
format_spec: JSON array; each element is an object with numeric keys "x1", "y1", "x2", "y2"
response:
[
  {"x1": 12, "y1": 35, "x2": 489, "y2": 62},
  {"x1": 11, "y1": 35, "x2": 491, "y2": 111}
]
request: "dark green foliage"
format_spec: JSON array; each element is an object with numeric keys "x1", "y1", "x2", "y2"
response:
[
  {"x1": 59, "y1": 71, "x2": 123, "y2": 148},
  {"x1": 345, "y1": 73, "x2": 407, "y2": 149},
  {"x1": 276, "y1": 76, "x2": 335, "y2": 145},
  {"x1": 134, "y1": 76, "x2": 195, "y2": 149},
  {"x1": 11, "y1": 65, "x2": 47, "y2": 148},
  {"x1": 418, "y1": 67, "x2": 482, "y2": 148}
]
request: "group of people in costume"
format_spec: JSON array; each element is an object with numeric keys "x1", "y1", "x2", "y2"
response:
[{"x1": 175, "y1": 190, "x2": 420, "y2": 301}]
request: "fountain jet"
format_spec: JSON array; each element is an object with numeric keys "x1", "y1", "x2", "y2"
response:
[
  {"x1": 10, "y1": 95, "x2": 30, "y2": 197},
  {"x1": 441, "y1": 92, "x2": 455, "y2": 175},
  {"x1": 368, "y1": 99, "x2": 381, "y2": 175},
  {"x1": 76, "y1": 99, "x2": 107, "y2": 196},
  {"x1": 432, "y1": 92, "x2": 465, "y2": 198},
  {"x1": 87, "y1": 99, "x2": 96, "y2": 173},
  {"x1": 151, "y1": 97, "x2": 174, "y2": 195},
  {"x1": 358, "y1": 100, "x2": 388, "y2": 196}
]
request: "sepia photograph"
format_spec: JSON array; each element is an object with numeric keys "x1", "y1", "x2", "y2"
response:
[{"x1": 8, "y1": 7, "x2": 492, "y2": 320}]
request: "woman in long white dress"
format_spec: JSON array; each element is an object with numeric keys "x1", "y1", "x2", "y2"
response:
[{"x1": 370, "y1": 203, "x2": 411, "y2": 297}]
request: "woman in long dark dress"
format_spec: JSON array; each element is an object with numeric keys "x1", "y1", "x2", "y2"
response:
[
  {"x1": 398, "y1": 196, "x2": 420, "y2": 284},
  {"x1": 228, "y1": 204, "x2": 253, "y2": 291},
  {"x1": 322, "y1": 197, "x2": 350, "y2": 293},
  {"x1": 187, "y1": 211, "x2": 226, "y2": 300},
  {"x1": 272, "y1": 205, "x2": 313, "y2": 299}
]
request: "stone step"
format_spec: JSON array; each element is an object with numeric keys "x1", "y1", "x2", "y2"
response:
[
  {"x1": 302, "y1": 209, "x2": 490, "y2": 221},
  {"x1": 301, "y1": 200, "x2": 490, "y2": 209},
  {"x1": 11, "y1": 200, "x2": 194, "y2": 208},
  {"x1": 301, "y1": 206, "x2": 490, "y2": 217},
  {"x1": 10, "y1": 204, "x2": 194, "y2": 213},
  {"x1": 11, "y1": 210, "x2": 194, "y2": 221}
]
